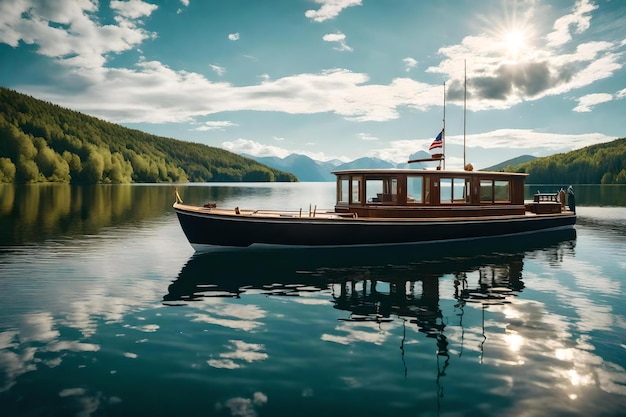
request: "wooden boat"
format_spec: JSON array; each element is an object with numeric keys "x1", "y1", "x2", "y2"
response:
[
  {"x1": 173, "y1": 168, "x2": 576, "y2": 250},
  {"x1": 174, "y1": 72, "x2": 575, "y2": 250}
]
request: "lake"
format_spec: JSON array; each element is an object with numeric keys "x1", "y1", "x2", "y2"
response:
[{"x1": 0, "y1": 182, "x2": 625, "y2": 417}]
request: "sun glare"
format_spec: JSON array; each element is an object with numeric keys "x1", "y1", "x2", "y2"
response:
[{"x1": 505, "y1": 30, "x2": 525, "y2": 52}]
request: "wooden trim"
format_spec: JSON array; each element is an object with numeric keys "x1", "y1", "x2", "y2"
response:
[{"x1": 407, "y1": 156, "x2": 444, "y2": 163}]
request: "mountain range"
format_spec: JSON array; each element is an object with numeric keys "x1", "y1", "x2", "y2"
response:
[{"x1": 244, "y1": 152, "x2": 536, "y2": 182}]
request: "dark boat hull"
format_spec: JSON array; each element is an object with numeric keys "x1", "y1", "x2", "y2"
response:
[{"x1": 174, "y1": 204, "x2": 576, "y2": 250}]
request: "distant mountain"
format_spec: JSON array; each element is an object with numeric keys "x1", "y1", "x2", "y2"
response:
[
  {"x1": 482, "y1": 155, "x2": 537, "y2": 171},
  {"x1": 245, "y1": 152, "x2": 435, "y2": 182},
  {"x1": 243, "y1": 139, "x2": 626, "y2": 185},
  {"x1": 244, "y1": 153, "x2": 334, "y2": 182},
  {"x1": 335, "y1": 157, "x2": 395, "y2": 170}
]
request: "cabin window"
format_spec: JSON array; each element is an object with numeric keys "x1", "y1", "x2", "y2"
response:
[
  {"x1": 480, "y1": 179, "x2": 511, "y2": 203},
  {"x1": 440, "y1": 177, "x2": 468, "y2": 204},
  {"x1": 407, "y1": 175, "x2": 424, "y2": 203},
  {"x1": 338, "y1": 177, "x2": 349, "y2": 203},
  {"x1": 454, "y1": 178, "x2": 468, "y2": 203},
  {"x1": 480, "y1": 180, "x2": 493, "y2": 202},
  {"x1": 388, "y1": 177, "x2": 398, "y2": 203},
  {"x1": 365, "y1": 179, "x2": 383, "y2": 203},
  {"x1": 440, "y1": 178, "x2": 452, "y2": 203},
  {"x1": 494, "y1": 180, "x2": 510, "y2": 202},
  {"x1": 351, "y1": 177, "x2": 362, "y2": 203},
  {"x1": 365, "y1": 177, "x2": 397, "y2": 204}
]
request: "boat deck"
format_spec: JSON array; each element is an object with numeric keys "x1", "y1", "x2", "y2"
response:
[
  {"x1": 174, "y1": 203, "x2": 573, "y2": 222},
  {"x1": 175, "y1": 203, "x2": 348, "y2": 218}
]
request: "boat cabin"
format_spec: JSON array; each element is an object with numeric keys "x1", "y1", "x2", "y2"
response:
[{"x1": 332, "y1": 169, "x2": 530, "y2": 218}]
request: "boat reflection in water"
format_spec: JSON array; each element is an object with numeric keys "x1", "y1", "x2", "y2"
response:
[
  {"x1": 164, "y1": 229, "x2": 576, "y2": 411},
  {"x1": 164, "y1": 227, "x2": 576, "y2": 325}
]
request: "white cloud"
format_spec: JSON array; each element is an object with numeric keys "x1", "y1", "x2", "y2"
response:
[
  {"x1": 4, "y1": 0, "x2": 619, "y2": 126},
  {"x1": 425, "y1": 1, "x2": 622, "y2": 111},
  {"x1": 403, "y1": 57, "x2": 417, "y2": 72},
  {"x1": 193, "y1": 121, "x2": 237, "y2": 131},
  {"x1": 0, "y1": 0, "x2": 156, "y2": 69},
  {"x1": 228, "y1": 32, "x2": 240, "y2": 41},
  {"x1": 222, "y1": 138, "x2": 291, "y2": 158},
  {"x1": 209, "y1": 64, "x2": 226, "y2": 76},
  {"x1": 25, "y1": 64, "x2": 441, "y2": 124},
  {"x1": 364, "y1": 129, "x2": 616, "y2": 164},
  {"x1": 323, "y1": 32, "x2": 352, "y2": 52},
  {"x1": 357, "y1": 133, "x2": 379, "y2": 141},
  {"x1": 222, "y1": 138, "x2": 349, "y2": 162},
  {"x1": 546, "y1": 0, "x2": 597, "y2": 48},
  {"x1": 177, "y1": 0, "x2": 190, "y2": 14},
  {"x1": 573, "y1": 87, "x2": 626, "y2": 112},
  {"x1": 110, "y1": 0, "x2": 158, "y2": 19},
  {"x1": 573, "y1": 93, "x2": 613, "y2": 112},
  {"x1": 450, "y1": 129, "x2": 614, "y2": 151},
  {"x1": 305, "y1": 0, "x2": 362, "y2": 22}
]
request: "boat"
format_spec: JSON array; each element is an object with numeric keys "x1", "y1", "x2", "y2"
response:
[
  {"x1": 173, "y1": 167, "x2": 575, "y2": 250},
  {"x1": 174, "y1": 70, "x2": 576, "y2": 251}
]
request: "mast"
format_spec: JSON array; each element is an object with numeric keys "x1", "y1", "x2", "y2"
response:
[
  {"x1": 443, "y1": 81, "x2": 446, "y2": 170},
  {"x1": 463, "y1": 60, "x2": 467, "y2": 169}
]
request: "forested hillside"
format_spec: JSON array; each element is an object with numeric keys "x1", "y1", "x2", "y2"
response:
[
  {"x1": 502, "y1": 137, "x2": 626, "y2": 184},
  {"x1": 0, "y1": 87, "x2": 297, "y2": 183}
]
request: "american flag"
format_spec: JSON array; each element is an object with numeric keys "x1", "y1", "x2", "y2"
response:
[{"x1": 429, "y1": 130, "x2": 443, "y2": 150}]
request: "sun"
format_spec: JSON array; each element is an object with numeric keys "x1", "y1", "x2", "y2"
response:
[
  {"x1": 500, "y1": 29, "x2": 529, "y2": 61},
  {"x1": 504, "y1": 30, "x2": 525, "y2": 53}
]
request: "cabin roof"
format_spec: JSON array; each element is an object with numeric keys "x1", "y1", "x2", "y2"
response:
[{"x1": 331, "y1": 168, "x2": 528, "y2": 178}]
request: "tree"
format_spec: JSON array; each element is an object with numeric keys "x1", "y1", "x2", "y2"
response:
[
  {"x1": 80, "y1": 146, "x2": 105, "y2": 183},
  {"x1": 0, "y1": 157, "x2": 16, "y2": 182},
  {"x1": 243, "y1": 168, "x2": 275, "y2": 182},
  {"x1": 16, "y1": 155, "x2": 42, "y2": 182}
]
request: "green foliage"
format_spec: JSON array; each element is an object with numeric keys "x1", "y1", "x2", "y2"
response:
[
  {"x1": 0, "y1": 87, "x2": 298, "y2": 184},
  {"x1": 502, "y1": 138, "x2": 626, "y2": 184},
  {"x1": 0, "y1": 157, "x2": 16, "y2": 182},
  {"x1": 242, "y1": 167, "x2": 275, "y2": 182}
]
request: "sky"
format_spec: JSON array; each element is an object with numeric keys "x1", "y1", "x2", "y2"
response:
[{"x1": 1, "y1": 0, "x2": 625, "y2": 169}]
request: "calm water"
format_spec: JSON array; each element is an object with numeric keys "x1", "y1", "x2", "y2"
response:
[{"x1": 0, "y1": 183, "x2": 625, "y2": 417}]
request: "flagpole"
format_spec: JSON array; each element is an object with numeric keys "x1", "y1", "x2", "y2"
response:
[{"x1": 442, "y1": 81, "x2": 446, "y2": 170}]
